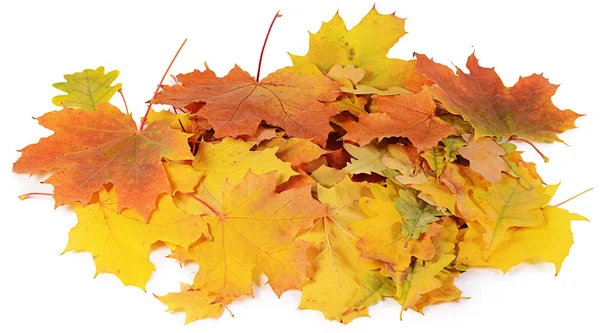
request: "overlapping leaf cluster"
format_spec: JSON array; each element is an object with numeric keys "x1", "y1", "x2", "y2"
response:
[{"x1": 13, "y1": 8, "x2": 586, "y2": 324}]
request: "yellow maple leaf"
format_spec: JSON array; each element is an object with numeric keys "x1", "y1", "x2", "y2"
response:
[
  {"x1": 65, "y1": 187, "x2": 208, "y2": 290},
  {"x1": 299, "y1": 177, "x2": 382, "y2": 323},
  {"x1": 156, "y1": 283, "x2": 225, "y2": 324},
  {"x1": 180, "y1": 171, "x2": 328, "y2": 301},
  {"x1": 193, "y1": 137, "x2": 298, "y2": 197},
  {"x1": 458, "y1": 206, "x2": 587, "y2": 274},
  {"x1": 472, "y1": 172, "x2": 557, "y2": 253},
  {"x1": 291, "y1": 7, "x2": 421, "y2": 90}
]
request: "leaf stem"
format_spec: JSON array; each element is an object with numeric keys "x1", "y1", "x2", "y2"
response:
[
  {"x1": 186, "y1": 193, "x2": 224, "y2": 219},
  {"x1": 256, "y1": 10, "x2": 282, "y2": 82},
  {"x1": 555, "y1": 187, "x2": 593, "y2": 207},
  {"x1": 177, "y1": 119, "x2": 186, "y2": 132},
  {"x1": 118, "y1": 88, "x2": 130, "y2": 115},
  {"x1": 510, "y1": 137, "x2": 549, "y2": 163},
  {"x1": 139, "y1": 38, "x2": 188, "y2": 131},
  {"x1": 19, "y1": 192, "x2": 53, "y2": 200},
  {"x1": 223, "y1": 304, "x2": 234, "y2": 318}
]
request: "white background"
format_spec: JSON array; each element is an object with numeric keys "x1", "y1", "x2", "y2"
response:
[{"x1": 1, "y1": 0, "x2": 598, "y2": 332}]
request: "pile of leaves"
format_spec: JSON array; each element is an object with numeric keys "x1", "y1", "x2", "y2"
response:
[{"x1": 13, "y1": 8, "x2": 587, "y2": 324}]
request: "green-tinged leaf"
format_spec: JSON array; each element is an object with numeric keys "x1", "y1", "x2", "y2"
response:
[
  {"x1": 344, "y1": 142, "x2": 389, "y2": 176},
  {"x1": 421, "y1": 147, "x2": 446, "y2": 178},
  {"x1": 442, "y1": 136, "x2": 467, "y2": 162},
  {"x1": 396, "y1": 254, "x2": 455, "y2": 319},
  {"x1": 394, "y1": 188, "x2": 443, "y2": 240},
  {"x1": 52, "y1": 67, "x2": 122, "y2": 111}
]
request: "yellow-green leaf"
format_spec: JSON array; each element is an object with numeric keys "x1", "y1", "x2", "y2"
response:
[{"x1": 52, "y1": 67, "x2": 121, "y2": 111}]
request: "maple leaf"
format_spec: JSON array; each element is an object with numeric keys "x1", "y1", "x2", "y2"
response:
[
  {"x1": 458, "y1": 206, "x2": 587, "y2": 274},
  {"x1": 344, "y1": 88, "x2": 455, "y2": 151},
  {"x1": 192, "y1": 137, "x2": 298, "y2": 199},
  {"x1": 65, "y1": 187, "x2": 208, "y2": 289},
  {"x1": 471, "y1": 172, "x2": 557, "y2": 253},
  {"x1": 52, "y1": 67, "x2": 122, "y2": 111},
  {"x1": 152, "y1": 64, "x2": 341, "y2": 145},
  {"x1": 459, "y1": 136, "x2": 509, "y2": 183},
  {"x1": 180, "y1": 171, "x2": 328, "y2": 300},
  {"x1": 299, "y1": 177, "x2": 380, "y2": 323},
  {"x1": 291, "y1": 7, "x2": 423, "y2": 91},
  {"x1": 10, "y1": 7, "x2": 590, "y2": 324},
  {"x1": 394, "y1": 188, "x2": 443, "y2": 240},
  {"x1": 156, "y1": 283, "x2": 225, "y2": 324},
  {"x1": 415, "y1": 53, "x2": 582, "y2": 142},
  {"x1": 13, "y1": 104, "x2": 193, "y2": 219}
]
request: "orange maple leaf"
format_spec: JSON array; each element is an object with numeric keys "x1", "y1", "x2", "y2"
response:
[
  {"x1": 344, "y1": 88, "x2": 455, "y2": 151},
  {"x1": 152, "y1": 64, "x2": 341, "y2": 146},
  {"x1": 415, "y1": 53, "x2": 582, "y2": 142},
  {"x1": 13, "y1": 104, "x2": 192, "y2": 219}
]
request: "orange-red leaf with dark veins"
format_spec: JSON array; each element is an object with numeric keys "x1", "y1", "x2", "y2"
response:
[
  {"x1": 414, "y1": 53, "x2": 581, "y2": 142},
  {"x1": 152, "y1": 64, "x2": 341, "y2": 146},
  {"x1": 13, "y1": 104, "x2": 193, "y2": 219},
  {"x1": 344, "y1": 88, "x2": 455, "y2": 151}
]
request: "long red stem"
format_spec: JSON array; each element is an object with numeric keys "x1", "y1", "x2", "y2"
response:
[
  {"x1": 118, "y1": 88, "x2": 130, "y2": 114},
  {"x1": 510, "y1": 137, "x2": 549, "y2": 163},
  {"x1": 555, "y1": 187, "x2": 593, "y2": 207},
  {"x1": 186, "y1": 193, "x2": 223, "y2": 219},
  {"x1": 139, "y1": 38, "x2": 188, "y2": 131},
  {"x1": 19, "y1": 192, "x2": 53, "y2": 200},
  {"x1": 256, "y1": 10, "x2": 282, "y2": 82}
]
